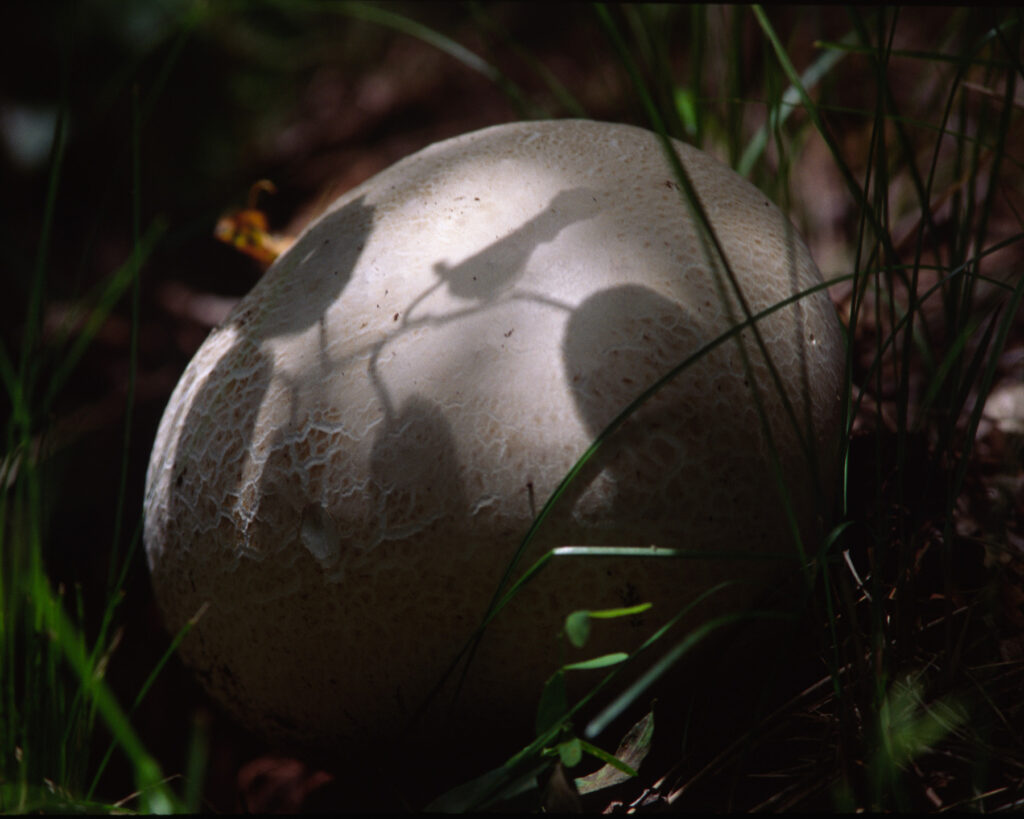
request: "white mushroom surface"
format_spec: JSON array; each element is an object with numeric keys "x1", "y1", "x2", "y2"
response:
[{"x1": 144, "y1": 119, "x2": 845, "y2": 753}]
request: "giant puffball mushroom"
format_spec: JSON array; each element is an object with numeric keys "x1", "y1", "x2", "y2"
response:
[{"x1": 144, "y1": 119, "x2": 844, "y2": 756}]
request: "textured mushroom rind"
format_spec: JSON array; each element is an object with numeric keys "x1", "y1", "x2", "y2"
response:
[{"x1": 144, "y1": 119, "x2": 844, "y2": 750}]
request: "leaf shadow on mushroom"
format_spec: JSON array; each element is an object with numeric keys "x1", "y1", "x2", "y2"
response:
[
  {"x1": 431, "y1": 187, "x2": 605, "y2": 302},
  {"x1": 363, "y1": 186, "x2": 604, "y2": 418},
  {"x1": 144, "y1": 195, "x2": 376, "y2": 744},
  {"x1": 552, "y1": 284, "x2": 798, "y2": 693},
  {"x1": 356, "y1": 396, "x2": 472, "y2": 726},
  {"x1": 558, "y1": 285, "x2": 825, "y2": 550}
]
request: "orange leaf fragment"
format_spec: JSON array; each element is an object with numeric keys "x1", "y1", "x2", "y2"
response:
[{"x1": 214, "y1": 180, "x2": 294, "y2": 267}]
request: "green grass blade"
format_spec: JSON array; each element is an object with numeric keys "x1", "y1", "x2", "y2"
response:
[
  {"x1": 41, "y1": 221, "x2": 164, "y2": 412},
  {"x1": 737, "y1": 32, "x2": 852, "y2": 177},
  {"x1": 29, "y1": 570, "x2": 178, "y2": 813},
  {"x1": 87, "y1": 602, "x2": 209, "y2": 800},
  {"x1": 752, "y1": 5, "x2": 897, "y2": 265}
]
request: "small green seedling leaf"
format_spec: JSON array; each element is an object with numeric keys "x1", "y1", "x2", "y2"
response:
[
  {"x1": 565, "y1": 603, "x2": 652, "y2": 649},
  {"x1": 563, "y1": 652, "x2": 629, "y2": 672},
  {"x1": 674, "y1": 86, "x2": 698, "y2": 136},
  {"x1": 576, "y1": 709, "x2": 654, "y2": 795},
  {"x1": 557, "y1": 737, "x2": 583, "y2": 768},
  {"x1": 535, "y1": 670, "x2": 568, "y2": 736},
  {"x1": 565, "y1": 610, "x2": 590, "y2": 648}
]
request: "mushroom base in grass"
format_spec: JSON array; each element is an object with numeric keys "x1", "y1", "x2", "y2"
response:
[{"x1": 144, "y1": 120, "x2": 844, "y2": 759}]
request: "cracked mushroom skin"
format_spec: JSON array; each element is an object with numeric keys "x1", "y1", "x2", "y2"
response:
[{"x1": 144, "y1": 119, "x2": 845, "y2": 753}]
